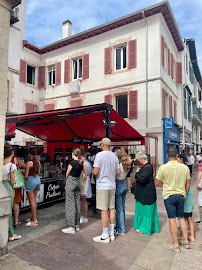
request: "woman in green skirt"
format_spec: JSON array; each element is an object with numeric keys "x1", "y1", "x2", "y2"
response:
[{"x1": 133, "y1": 151, "x2": 159, "y2": 236}]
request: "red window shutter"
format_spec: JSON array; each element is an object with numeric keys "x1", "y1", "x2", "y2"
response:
[
  {"x1": 104, "y1": 94, "x2": 112, "y2": 104},
  {"x1": 44, "y1": 104, "x2": 55, "y2": 111},
  {"x1": 161, "y1": 36, "x2": 164, "y2": 67},
  {"x1": 38, "y1": 66, "x2": 45, "y2": 88},
  {"x1": 162, "y1": 88, "x2": 166, "y2": 118},
  {"x1": 56, "y1": 62, "x2": 61, "y2": 85},
  {"x1": 26, "y1": 103, "x2": 34, "y2": 113},
  {"x1": 64, "y1": 59, "x2": 70, "y2": 83},
  {"x1": 129, "y1": 91, "x2": 138, "y2": 120},
  {"x1": 70, "y1": 99, "x2": 82, "y2": 108},
  {"x1": 168, "y1": 49, "x2": 170, "y2": 75},
  {"x1": 19, "y1": 59, "x2": 26, "y2": 83},
  {"x1": 171, "y1": 53, "x2": 174, "y2": 79},
  {"x1": 82, "y1": 54, "x2": 89, "y2": 79},
  {"x1": 174, "y1": 101, "x2": 177, "y2": 123},
  {"x1": 104, "y1": 47, "x2": 111, "y2": 74},
  {"x1": 176, "y1": 62, "x2": 182, "y2": 84},
  {"x1": 128, "y1": 39, "x2": 137, "y2": 69},
  {"x1": 169, "y1": 95, "x2": 173, "y2": 117}
]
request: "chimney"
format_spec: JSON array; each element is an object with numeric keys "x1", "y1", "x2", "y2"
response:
[{"x1": 62, "y1": 20, "x2": 72, "y2": 39}]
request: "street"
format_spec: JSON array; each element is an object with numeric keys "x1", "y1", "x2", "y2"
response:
[{"x1": 0, "y1": 168, "x2": 201, "y2": 270}]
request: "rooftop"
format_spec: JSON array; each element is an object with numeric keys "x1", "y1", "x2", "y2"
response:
[{"x1": 23, "y1": 0, "x2": 184, "y2": 54}]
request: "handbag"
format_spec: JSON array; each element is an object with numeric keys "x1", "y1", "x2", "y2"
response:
[
  {"x1": 131, "y1": 181, "x2": 136, "y2": 195},
  {"x1": 13, "y1": 170, "x2": 26, "y2": 189},
  {"x1": 80, "y1": 171, "x2": 88, "y2": 197}
]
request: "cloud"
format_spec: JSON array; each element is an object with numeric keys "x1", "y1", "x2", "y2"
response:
[{"x1": 25, "y1": 0, "x2": 202, "y2": 71}]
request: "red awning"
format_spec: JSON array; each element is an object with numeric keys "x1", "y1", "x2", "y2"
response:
[
  {"x1": 6, "y1": 103, "x2": 144, "y2": 144},
  {"x1": 5, "y1": 122, "x2": 16, "y2": 139}
]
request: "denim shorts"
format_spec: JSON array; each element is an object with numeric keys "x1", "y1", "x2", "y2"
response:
[
  {"x1": 25, "y1": 175, "x2": 40, "y2": 191},
  {"x1": 164, "y1": 194, "x2": 184, "y2": 219}
]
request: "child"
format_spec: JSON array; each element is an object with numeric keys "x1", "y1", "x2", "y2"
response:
[
  {"x1": 177, "y1": 154, "x2": 195, "y2": 241},
  {"x1": 196, "y1": 168, "x2": 202, "y2": 225}
]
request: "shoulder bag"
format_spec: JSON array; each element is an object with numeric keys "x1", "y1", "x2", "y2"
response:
[
  {"x1": 80, "y1": 171, "x2": 88, "y2": 197},
  {"x1": 13, "y1": 170, "x2": 26, "y2": 189}
]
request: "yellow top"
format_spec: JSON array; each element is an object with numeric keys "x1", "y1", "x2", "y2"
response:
[{"x1": 156, "y1": 161, "x2": 190, "y2": 199}]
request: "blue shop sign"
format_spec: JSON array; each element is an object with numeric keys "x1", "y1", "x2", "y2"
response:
[{"x1": 164, "y1": 117, "x2": 174, "y2": 129}]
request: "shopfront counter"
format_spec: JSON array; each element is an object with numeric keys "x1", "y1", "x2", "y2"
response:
[{"x1": 20, "y1": 176, "x2": 66, "y2": 210}]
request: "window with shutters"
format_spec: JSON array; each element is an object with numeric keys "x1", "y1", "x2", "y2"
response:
[
  {"x1": 72, "y1": 58, "x2": 82, "y2": 80},
  {"x1": 164, "y1": 43, "x2": 168, "y2": 72},
  {"x1": 188, "y1": 94, "x2": 191, "y2": 122},
  {"x1": 114, "y1": 46, "x2": 127, "y2": 71},
  {"x1": 184, "y1": 88, "x2": 187, "y2": 119},
  {"x1": 165, "y1": 93, "x2": 169, "y2": 118},
  {"x1": 47, "y1": 65, "x2": 55, "y2": 85},
  {"x1": 27, "y1": 65, "x2": 35, "y2": 85},
  {"x1": 115, "y1": 94, "x2": 128, "y2": 118}
]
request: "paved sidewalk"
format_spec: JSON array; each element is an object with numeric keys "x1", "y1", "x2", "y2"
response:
[{"x1": 0, "y1": 168, "x2": 201, "y2": 270}]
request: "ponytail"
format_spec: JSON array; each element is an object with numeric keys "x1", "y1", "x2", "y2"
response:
[
  {"x1": 29, "y1": 148, "x2": 39, "y2": 175},
  {"x1": 73, "y1": 148, "x2": 82, "y2": 164}
]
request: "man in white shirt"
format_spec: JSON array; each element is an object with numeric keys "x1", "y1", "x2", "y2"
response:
[
  {"x1": 185, "y1": 152, "x2": 195, "y2": 176},
  {"x1": 93, "y1": 138, "x2": 120, "y2": 243}
]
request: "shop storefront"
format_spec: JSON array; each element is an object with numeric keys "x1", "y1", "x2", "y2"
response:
[
  {"x1": 163, "y1": 123, "x2": 181, "y2": 163},
  {"x1": 6, "y1": 103, "x2": 145, "y2": 210}
]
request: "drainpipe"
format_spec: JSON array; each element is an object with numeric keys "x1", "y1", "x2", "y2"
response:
[{"x1": 142, "y1": 11, "x2": 148, "y2": 128}]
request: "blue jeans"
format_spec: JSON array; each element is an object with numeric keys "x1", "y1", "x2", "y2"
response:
[
  {"x1": 115, "y1": 180, "x2": 128, "y2": 234},
  {"x1": 164, "y1": 194, "x2": 184, "y2": 219}
]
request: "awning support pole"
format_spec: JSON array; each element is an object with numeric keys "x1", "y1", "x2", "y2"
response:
[{"x1": 106, "y1": 108, "x2": 110, "y2": 139}]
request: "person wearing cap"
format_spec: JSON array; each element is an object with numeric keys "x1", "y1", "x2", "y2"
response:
[{"x1": 93, "y1": 138, "x2": 120, "y2": 243}]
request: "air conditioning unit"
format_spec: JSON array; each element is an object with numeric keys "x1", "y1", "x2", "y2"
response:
[{"x1": 69, "y1": 80, "x2": 80, "y2": 94}]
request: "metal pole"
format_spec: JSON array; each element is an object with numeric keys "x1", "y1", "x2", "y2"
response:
[
  {"x1": 106, "y1": 109, "x2": 110, "y2": 138},
  {"x1": 142, "y1": 11, "x2": 148, "y2": 128}
]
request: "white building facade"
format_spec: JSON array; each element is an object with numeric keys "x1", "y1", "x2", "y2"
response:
[{"x1": 7, "y1": 0, "x2": 202, "y2": 165}]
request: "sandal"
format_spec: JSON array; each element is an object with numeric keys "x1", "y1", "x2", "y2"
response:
[
  {"x1": 25, "y1": 221, "x2": 38, "y2": 227},
  {"x1": 166, "y1": 244, "x2": 181, "y2": 253},
  {"x1": 136, "y1": 229, "x2": 143, "y2": 234},
  {"x1": 14, "y1": 221, "x2": 22, "y2": 227},
  {"x1": 183, "y1": 243, "x2": 191, "y2": 249},
  {"x1": 8, "y1": 234, "x2": 22, "y2": 242},
  {"x1": 25, "y1": 218, "x2": 31, "y2": 222}
]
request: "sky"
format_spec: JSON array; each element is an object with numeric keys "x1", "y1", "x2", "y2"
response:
[{"x1": 25, "y1": 0, "x2": 202, "y2": 73}]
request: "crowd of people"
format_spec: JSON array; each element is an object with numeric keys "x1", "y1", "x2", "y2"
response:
[{"x1": 2, "y1": 140, "x2": 202, "y2": 252}]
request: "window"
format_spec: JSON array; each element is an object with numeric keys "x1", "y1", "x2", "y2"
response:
[
  {"x1": 47, "y1": 65, "x2": 55, "y2": 85},
  {"x1": 184, "y1": 88, "x2": 187, "y2": 119},
  {"x1": 188, "y1": 94, "x2": 191, "y2": 122},
  {"x1": 115, "y1": 46, "x2": 127, "y2": 71},
  {"x1": 164, "y1": 43, "x2": 168, "y2": 72},
  {"x1": 165, "y1": 93, "x2": 169, "y2": 118},
  {"x1": 27, "y1": 65, "x2": 35, "y2": 85},
  {"x1": 73, "y1": 58, "x2": 82, "y2": 80},
  {"x1": 186, "y1": 54, "x2": 188, "y2": 74},
  {"x1": 116, "y1": 94, "x2": 128, "y2": 118}
]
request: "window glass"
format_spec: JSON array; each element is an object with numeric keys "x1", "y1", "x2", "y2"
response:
[
  {"x1": 116, "y1": 94, "x2": 128, "y2": 118},
  {"x1": 123, "y1": 47, "x2": 126, "y2": 69},
  {"x1": 27, "y1": 65, "x2": 35, "y2": 85},
  {"x1": 79, "y1": 58, "x2": 82, "y2": 78},
  {"x1": 47, "y1": 65, "x2": 55, "y2": 85},
  {"x1": 73, "y1": 58, "x2": 82, "y2": 79},
  {"x1": 116, "y1": 48, "x2": 121, "y2": 70}
]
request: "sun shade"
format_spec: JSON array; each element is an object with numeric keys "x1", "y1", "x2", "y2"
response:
[{"x1": 6, "y1": 103, "x2": 144, "y2": 144}]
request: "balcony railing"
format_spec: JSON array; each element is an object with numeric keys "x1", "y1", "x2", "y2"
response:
[
  {"x1": 10, "y1": 7, "x2": 19, "y2": 25},
  {"x1": 192, "y1": 103, "x2": 202, "y2": 122}
]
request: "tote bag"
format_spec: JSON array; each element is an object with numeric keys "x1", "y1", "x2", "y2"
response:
[
  {"x1": 80, "y1": 171, "x2": 88, "y2": 197},
  {"x1": 13, "y1": 170, "x2": 26, "y2": 189}
]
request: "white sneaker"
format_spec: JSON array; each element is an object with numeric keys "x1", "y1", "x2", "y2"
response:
[
  {"x1": 93, "y1": 234, "x2": 110, "y2": 244},
  {"x1": 62, "y1": 227, "x2": 75, "y2": 234},
  {"x1": 109, "y1": 233, "x2": 115, "y2": 241},
  {"x1": 75, "y1": 225, "x2": 80, "y2": 232},
  {"x1": 80, "y1": 216, "x2": 88, "y2": 224}
]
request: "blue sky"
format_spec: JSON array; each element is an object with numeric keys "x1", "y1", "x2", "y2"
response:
[{"x1": 25, "y1": 0, "x2": 202, "y2": 72}]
